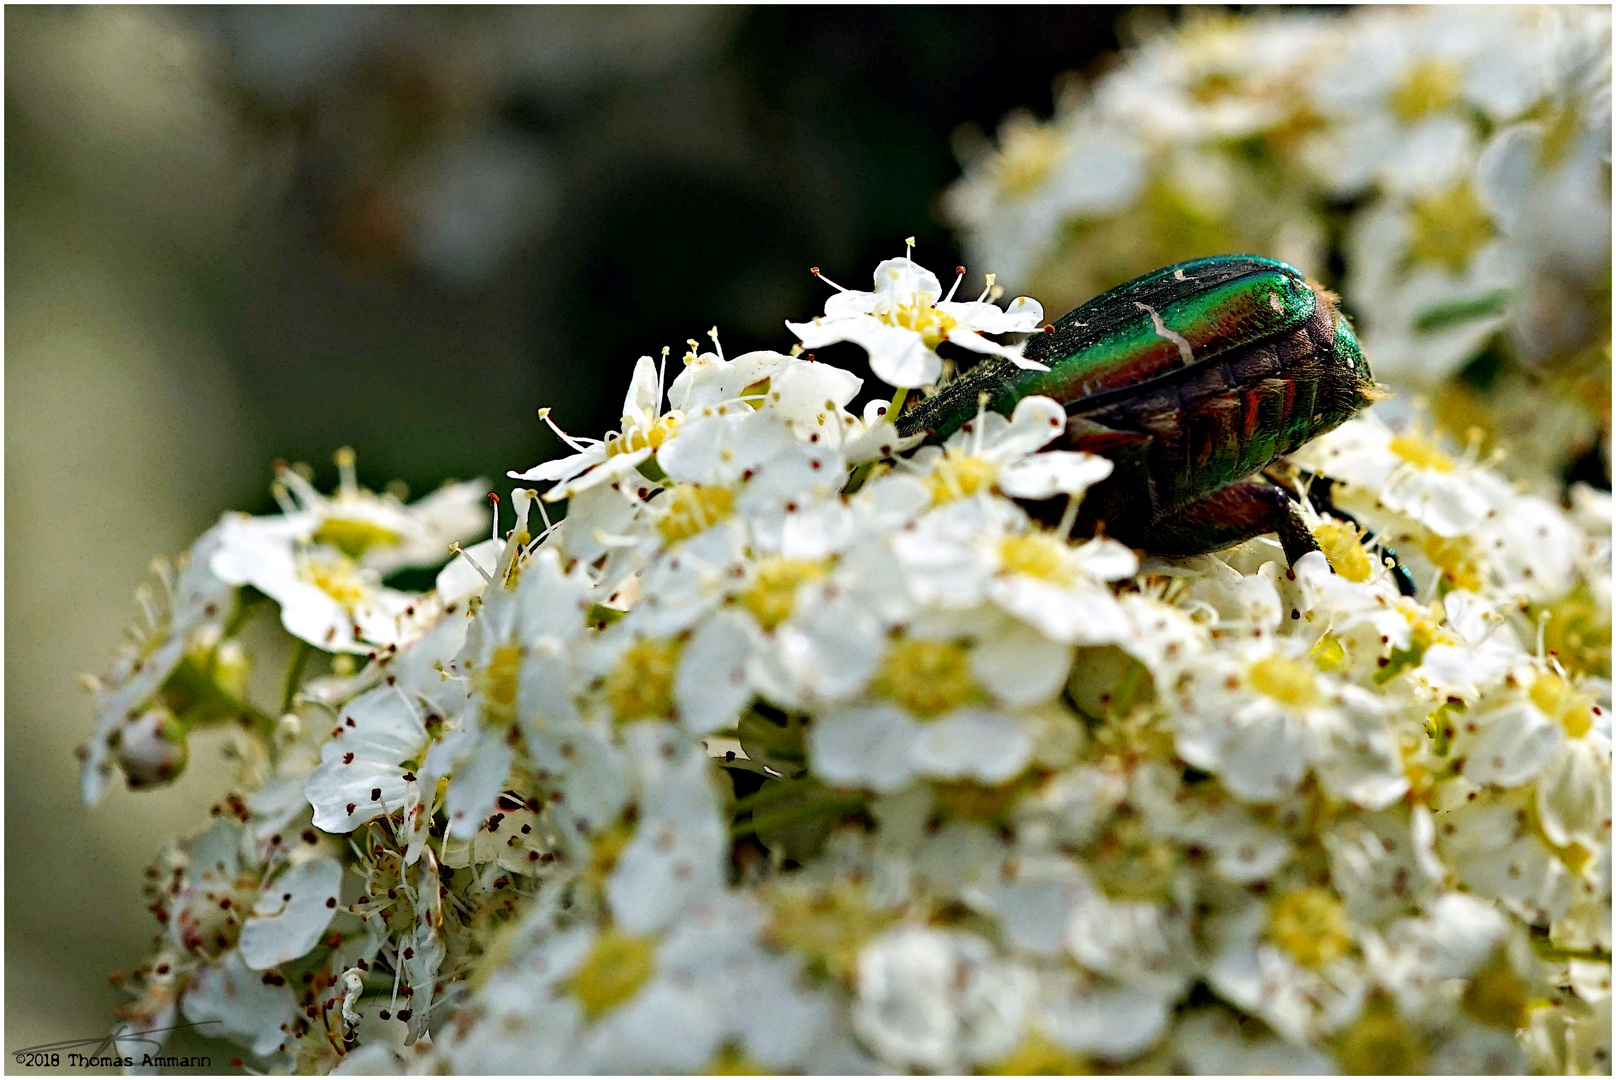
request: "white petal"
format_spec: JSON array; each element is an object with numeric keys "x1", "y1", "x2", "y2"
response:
[
  {"x1": 676, "y1": 610, "x2": 755, "y2": 736},
  {"x1": 809, "y1": 706, "x2": 921, "y2": 792},
  {"x1": 445, "y1": 735, "x2": 514, "y2": 840},
  {"x1": 182, "y1": 952, "x2": 298, "y2": 1058},
  {"x1": 239, "y1": 857, "x2": 343, "y2": 970},
  {"x1": 996, "y1": 451, "x2": 1113, "y2": 501},
  {"x1": 1462, "y1": 699, "x2": 1563, "y2": 787},
  {"x1": 912, "y1": 710, "x2": 1032, "y2": 784},
  {"x1": 970, "y1": 621, "x2": 1072, "y2": 706}
]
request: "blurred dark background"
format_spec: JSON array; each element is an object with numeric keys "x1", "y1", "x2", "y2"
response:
[{"x1": 7, "y1": 5, "x2": 1132, "y2": 1067}]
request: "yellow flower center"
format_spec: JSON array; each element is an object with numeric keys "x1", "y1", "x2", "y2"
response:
[
  {"x1": 311, "y1": 517, "x2": 402, "y2": 559},
  {"x1": 932, "y1": 776, "x2": 1035, "y2": 825},
  {"x1": 1267, "y1": 887, "x2": 1352, "y2": 968},
  {"x1": 1387, "y1": 431, "x2": 1456, "y2": 472},
  {"x1": 566, "y1": 928, "x2": 657, "y2": 1019},
  {"x1": 874, "y1": 295, "x2": 958, "y2": 351},
  {"x1": 656, "y1": 483, "x2": 734, "y2": 545},
  {"x1": 1529, "y1": 672, "x2": 1594, "y2": 739},
  {"x1": 926, "y1": 449, "x2": 998, "y2": 503},
  {"x1": 874, "y1": 638, "x2": 980, "y2": 718},
  {"x1": 989, "y1": 120, "x2": 1065, "y2": 198},
  {"x1": 741, "y1": 557, "x2": 828, "y2": 631},
  {"x1": 1389, "y1": 58, "x2": 1462, "y2": 123},
  {"x1": 1246, "y1": 654, "x2": 1321, "y2": 709},
  {"x1": 1406, "y1": 182, "x2": 1496, "y2": 273},
  {"x1": 1461, "y1": 952, "x2": 1530, "y2": 1030},
  {"x1": 988, "y1": 1031, "x2": 1091, "y2": 1075},
  {"x1": 1533, "y1": 587, "x2": 1611, "y2": 680},
  {"x1": 999, "y1": 533, "x2": 1075, "y2": 585},
  {"x1": 1311, "y1": 634, "x2": 1349, "y2": 673},
  {"x1": 1315, "y1": 521, "x2": 1375, "y2": 583},
  {"x1": 606, "y1": 414, "x2": 681, "y2": 457},
  {"x1": 1088, "y1": 817, "x2": 1178, "y2": 903},
  {"x1": 1334, "y1": 994, "x2": 1427, "y2": 1075},
  {"x1": 302, "y1": 553, "x2": 370, "y2": 611},
  {"x1": 707, "y1": 1045, "x2": 768, "y2": 1075},
  {"x1": 1419, "y1": 534, "x2": 1483, "y2": 593},
  {"x1": 604, "y1": 638, "x2": 681, "y2": 723},
  {"x1": 763, "y1": 881, "x2": 890, "y2": 986},
  {"x1": 473, "y1": 643, "x2": 523, "y2": 727},
  {"x1": 584, "y1": 819, "x2": 635, "y2": 893}
]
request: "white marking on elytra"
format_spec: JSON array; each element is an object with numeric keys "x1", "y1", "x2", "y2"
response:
[
  {"x1": 1268, "y1": 292, "x2": 1283, "y2": 315},
  {"x1": 1134, "y1": 302, "x2": 1194, "y2": 366},
  {"x1": 1174, "y1": 269, "x2": 1190, "y2": 282}
]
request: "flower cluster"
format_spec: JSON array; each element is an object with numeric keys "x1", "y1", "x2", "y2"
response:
[
  {"x1": 948, "y1": 6, "x2": 1612, "y2": 494},
  {"x1": 83, "y1": 239, "x2": 1609, "y2": 1074}
]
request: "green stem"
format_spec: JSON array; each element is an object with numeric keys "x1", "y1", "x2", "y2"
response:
[
  {"x1": 1532, "y1": 941, "x2": 1611, "y2": 964},
  {"x1": 732, "y1": 799, "x2": 865, "y2": 839},
  {"x1": 220, "y1": 589, "x2": 270, "y2": 642},
  {"x1": 887, "y1": 385, "x2": 908, "y2": 424},
  {"x1": 282, "y1": 639, "x2": 314, "y2": 715}
]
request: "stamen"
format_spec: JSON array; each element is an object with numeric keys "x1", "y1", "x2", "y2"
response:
[
  {"x1": 973, "y1": 392, "x2": 990, "y2": 457},
  {"x1": 1057, "y1": 494, "x2": 1081, "y2": 538},
  {"x1": 448, "y1": 543, "x2": 494, "y2": 585},
  {"x1": 708, "y1": 326, "x2": 725, "y2": 362},
  {"x1": 537, "y1": 408, "x2": 600, "y2": 453},
  {"x1": 335, "y1": 447, "x2": 358, "y2": 499},
  {"x1": 976, "y1": 272, "x2": 998, "y2": 303},
  {"x1": 270, "y1": 479, "x2": 300, "y2": 517},
  {"x1": 809, "y1": 266, "x2": 848, "y2": 292},
  {"x1": 943, "y1": 266, "x2": 966, "y2": 303},
  {"x1": 511, "y1": 489, "x2": 533, "y2": 538},
  {"x1": 487, "y1": 493, "x2": 501, "y2": 543}
]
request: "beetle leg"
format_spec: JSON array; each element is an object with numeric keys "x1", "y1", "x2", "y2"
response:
[{"x1": 1124, "y1": 480, "x2": 1321, "y2": 565}]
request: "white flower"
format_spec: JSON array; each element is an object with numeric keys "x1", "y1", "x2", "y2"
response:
[
  {"x1": 788, "y1": 242, "x2": 1045, "y2": 389},
  {"x1": 1173, "y1": 637, "x2": 1407, "y2": 807},
  {"x1": 895, "y1": 495, "x2": 1135, "y2": 646},
  {"x1": 512, "y1": 353, "x2": 681, "y2": 497},
  {"x1": 210, "y1": 455, "x2": 485, "y2": 653},
  {"x1": 81, "y1": 521, "x2": 236, "y2": 805},
  {"x1": 852, "y1": 925, "x2": 1029, "y2": 1071},
  {"x1": 1205, "y1": 895, "x2": 1366, "y2": 1044},
  {"x1": 1292, "y1": 414, "x2": 1493, "y2": 538}
]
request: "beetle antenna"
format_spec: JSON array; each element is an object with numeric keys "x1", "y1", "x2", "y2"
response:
[
  {"x1": 809, "y1": 266, "x2": 848, "y2": 292},
  {"x1": 944, "y1": 266, "x2": 966, "y2": 303}
]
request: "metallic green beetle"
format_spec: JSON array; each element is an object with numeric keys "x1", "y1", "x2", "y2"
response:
[{"x1": 896, "y1": 255, "x2": 1387, "y2": 565}]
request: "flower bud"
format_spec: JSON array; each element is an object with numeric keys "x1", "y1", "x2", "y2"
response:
[{"x1": 116, "y1": 707, "x2": 189, "y2": 790}]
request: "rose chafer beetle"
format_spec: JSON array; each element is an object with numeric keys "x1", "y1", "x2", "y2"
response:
[{"x1": 897, "y1": 254, "x2": 1398, "y2": 574}]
